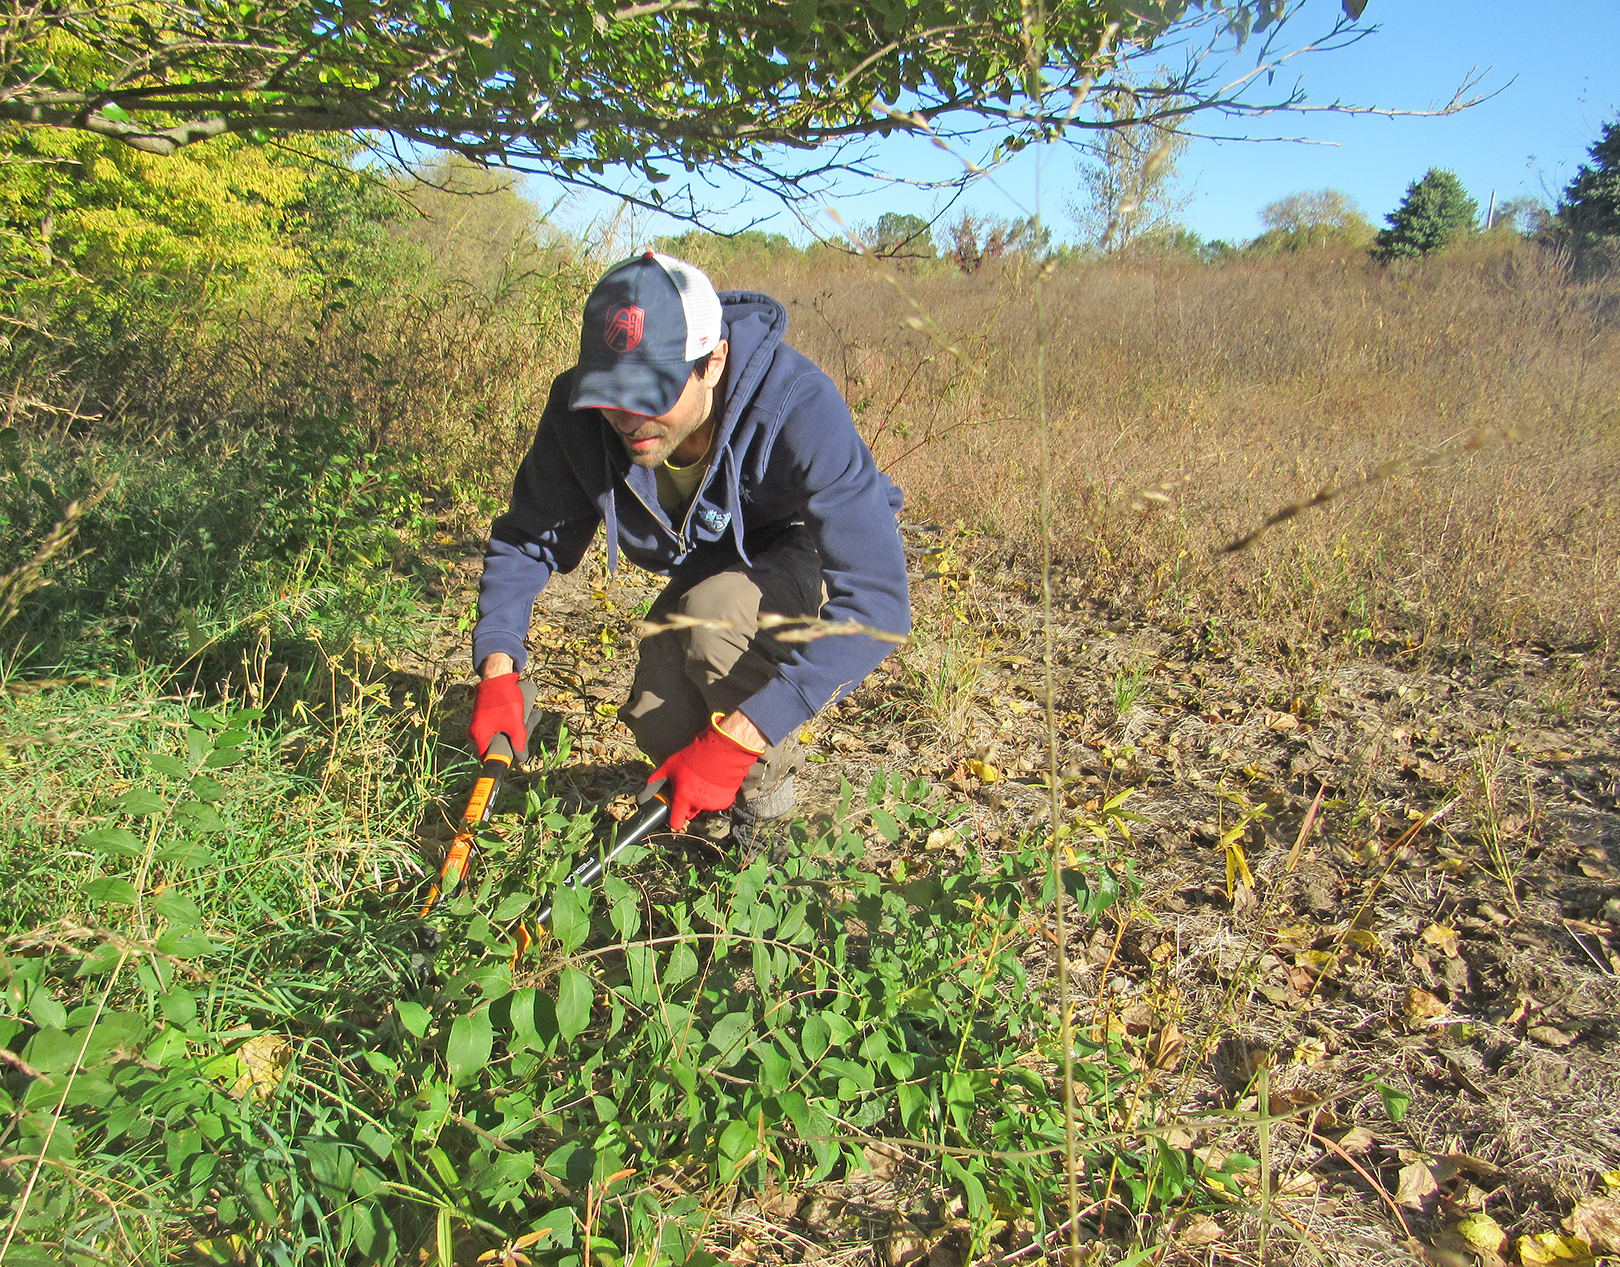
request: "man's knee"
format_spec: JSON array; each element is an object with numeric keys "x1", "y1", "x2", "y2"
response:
[{"x1": 678, "y1": 569, "x2": 761, "y2": 669}]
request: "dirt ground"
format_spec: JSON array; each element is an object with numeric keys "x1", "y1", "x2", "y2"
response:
[{"x1": 424, "y1": 524, "x2": 1620, "y2": 1267}]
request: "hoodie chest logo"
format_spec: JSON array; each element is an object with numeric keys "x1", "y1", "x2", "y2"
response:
[{"x1": 697, "y1": 507, "x2": 731, "y2": 535}]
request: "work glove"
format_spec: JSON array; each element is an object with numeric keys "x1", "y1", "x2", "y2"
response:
[
  {"x1": 649, "y1": 714, "x2": 764, "y2": 832},
  {"x1": 468, "y1": 672, "x2": 527, "y2": 758}
]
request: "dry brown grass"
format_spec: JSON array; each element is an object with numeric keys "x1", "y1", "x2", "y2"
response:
[{"x1": 706, "y1": 242, "x2": 1620, "y2": 658}]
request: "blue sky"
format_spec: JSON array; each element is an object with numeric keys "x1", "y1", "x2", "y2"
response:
[{"x1": 543, "y1": 0, "x2": 1620, "y2": 248}]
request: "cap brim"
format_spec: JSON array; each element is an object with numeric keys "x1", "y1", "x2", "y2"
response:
[{"x1": 568, "y1": 358, "x2": 693, "y2": 417}]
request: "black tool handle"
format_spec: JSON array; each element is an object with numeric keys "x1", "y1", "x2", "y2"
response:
[{"x1": 536, "y1": 796, "x2": 670, "y2": 928}]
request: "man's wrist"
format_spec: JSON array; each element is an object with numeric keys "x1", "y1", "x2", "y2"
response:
[
  {"x1": 479, "y1": 653, "x2": 516, "y2": 680},
  {"x1": 714, "y1": 709, "x2": 768, "y2": 754}
]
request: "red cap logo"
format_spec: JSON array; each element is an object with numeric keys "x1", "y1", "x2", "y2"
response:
[{"x1": 604, "y1": 305, "x2": 644, "y2": 353}]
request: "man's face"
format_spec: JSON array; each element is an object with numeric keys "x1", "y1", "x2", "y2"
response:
[{"x1": 602, "y1": 342, "x2": 729, "y2": 468}]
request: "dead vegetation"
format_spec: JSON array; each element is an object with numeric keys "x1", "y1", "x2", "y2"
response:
[{"x1": 704, "y1": 242, "x2": 1620, "y2": 659}]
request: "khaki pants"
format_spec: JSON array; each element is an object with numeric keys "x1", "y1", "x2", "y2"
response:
[{"x1": 622, "y1": 528, "x2": 822, "y2": 811}]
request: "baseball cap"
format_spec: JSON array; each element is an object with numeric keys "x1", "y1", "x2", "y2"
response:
[{"x1": 569, "y1": 250, "x2": 723, "y2": 417}]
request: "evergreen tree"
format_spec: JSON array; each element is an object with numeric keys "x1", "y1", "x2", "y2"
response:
[
  {"x1": 1558, "y1": 118, "x2": 1620, "y2": 242},
  {"x1": 1372, "y1": 169, "x2": 1478, "y2": 262}
]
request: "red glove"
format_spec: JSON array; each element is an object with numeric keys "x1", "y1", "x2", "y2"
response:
[
  {"x1": 649, "y1": 714, "x2": 763, "y2": 831},
  {"x1": 468, "y1": 672, "x2": 526, "y2": 758}
]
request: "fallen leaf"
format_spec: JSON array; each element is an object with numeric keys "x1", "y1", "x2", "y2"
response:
[
  {"x1": 1337, "y1": 1126, "x2": 1376, "y2": 1153},
  {"x1": 229, "y1": 1034, "x2": 292, "y2": 1101},
  {"x1": 1149, "y1": 1022, "x2": 1184, "y2": 1071},
  {"x1": 1173, "y1": 1214, "x2": 1224, "y2": 1247},
  {"x1": 1565, "y1": 1196, "x2": 1620, "y2": 1254},
  {"x1": 1517, "y1": 1232, "x2": 1595, "y2": 1265},
  {"x1": 1456, "y1": 1213, "x2": 1507, "y2": 1254},
  {"x1": 965, "y1": 758, "x2": 1000, "y2": 784},
  {"x1": 925, "y1": 827, "x2": 958, "y2": 850},
  {"x1": 1395, "y1": 1158, "x2": 1442, "y2": 1209},
  {"x1": 1417, "y1": 1241, "x2": 1475, "y2": 1267},
  {"x1": 884, "y1": 1219, "x2": 933, "y2": 1267},
  {"x1": 1421, "y1": 924, "x2": 1461, "y2": 957},
  {"x1": 1527, "y1": 1025, "x2": 1578, "y2": 1048},
  {"x1": 1404, "y1": 986, "x2": 1449, "y2": 1023}
]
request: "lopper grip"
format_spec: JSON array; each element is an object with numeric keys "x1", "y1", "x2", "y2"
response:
[{"x1": 418, "y1": 717, "x2": 527, "y2": 919}]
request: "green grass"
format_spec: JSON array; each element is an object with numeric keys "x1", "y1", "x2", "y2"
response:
[{"x1": 0, "y1": 424, "x2": 1175, "y2": 1266}]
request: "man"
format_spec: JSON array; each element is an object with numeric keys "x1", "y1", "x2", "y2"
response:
[{"x1": 467, "y1": 250, "x2": 911, "y2": 842}]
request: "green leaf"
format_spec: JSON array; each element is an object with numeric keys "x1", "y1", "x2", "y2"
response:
[
  {"x1": 1373, "y1": 1080, "x2": 1411, "y2": 1123},
  {"x1": 155, "y1": 927, "x2": 213, "y2": 959},
  {"x1": 802, "y1": 1012, "x2": 831, "y2": 1061},
  {"x1": 491, "y1": 892, "x2": 532, "y2": 921},
  {"x1": 153, "y1": 840, "x2": 218, "y2": 870},
  {"x1": 81, "y1": 827, "x2": 143, "y2": 857},
  {"x1": 155, "y1": 891, "x2": 202, "y2": 925},
  {"x1": 705, "y1": 1010, "x2": 754, "y2": 1066},
  {"x1": 396, "y1": 1001, "x2": 430, "y2": 1038},
  {"x1": 506, "y1": 988, "x2": 556, "y2": 1053},
  {"x1": 83, "y1": 877, "x2": 139, "y2": 905},
  {"x1": 21, "y1": 1026, "x2": 79, "y2": 1075},
  {"x1": 555, "y1": 967, "x2": 592, "y2": 1043},
  {"x1": 897, "y1": 1080, "x2": 924, "y2": 1130},
  {"x1": 173, "y1": 801, "x2": 223, "y2": 832},
  {"x1": 27, "y1": 989, "x2": 68, "y2": 1030},
  {"x1": 150, "y1": 754, "x2": 190, "y2": 778},
  {"x1": 358, "y1": 1123, "x2": 396, "y2": 1161},
  {"x1": 447, "y1": 1007, "x2": 494, "y2": 1082},
  {"x1": 717, "y1": 1118, "x2": 754, "y2": 1162},
  {"x1": 870, "y1": 808, "x2": 902, "y2": 842},
  {"x1": 548, "y1": 883, "x2": 589, "y2": 953},
  {"x1": 189, "y1": 774, "x2": 225, "y2": 803},
  {"x1": 158, "y1": 987, "x2": 198, "y2": 1025},
  {"x1": 116, "y1": 789, "x2": 167, "y2": 815}
]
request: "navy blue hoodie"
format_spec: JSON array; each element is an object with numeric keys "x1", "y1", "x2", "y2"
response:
[{"x1": 471, "y1": 290, "x2": 912, "y2": 746}]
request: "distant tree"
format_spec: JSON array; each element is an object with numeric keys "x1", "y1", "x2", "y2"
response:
[
  {"x1": 1249, "y1": 187, "x2": 1375, "y2": 252},
  {"x1": 1557, "y1": 118, "x2": 1620, "y2": 244},
  {"x1": 869, "y1": 213, "x2": 937, "y2": 260},
  {"x1": 943, "y1": 213, "x2": 1046, "y2": 272},
  {"x1": 1069, "y1": 90, "x2": 1191, "y2": 252},
  {"x1": 1491, "y1": 195, "x2": 1553, "y2": 238},
  {"x1": 651, "y1": 230, "x2": 805, "y2": 276},
  {"x1": 393, "y1": 155, "x2": 571, "y2": 296},
  {"x1": 1372, "y1": 169, "x2": 1478, "y2": 262}
]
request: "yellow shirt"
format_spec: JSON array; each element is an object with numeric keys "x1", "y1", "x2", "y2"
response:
[{"x1": 655, "y1": 441, "x2": 712, "y2": 521}]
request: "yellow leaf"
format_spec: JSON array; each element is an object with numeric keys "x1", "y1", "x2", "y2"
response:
[
  {"x1": 798, "y1": 727, "x2": 815, "y2": 743},
  {"x1": 965, "y1": 759, "x2": 1000, "y2": 784},
  {"x1": 1518, "y1": 1232, "x2": 1595, "y2": 1265},
  {"x1": 1602, "y1": 1170, "x2": 1620, "y2": 1189},
  {"x1": 1421, "y1": 923, "x2": 1461, "y2": 957},
  {"x1": 1403, "y1": 987, "x2": 1449, "y2": 1023},
  {"x1": 1456, "y1": 1213, "x2": 1506, "y2": 1254},
  {"x1": 1343, "y1": 928, "x2": 1383, "y2": 953},
  {"x1": 229, "y1": 1034, "x2": 292, "y2": 1101}
]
